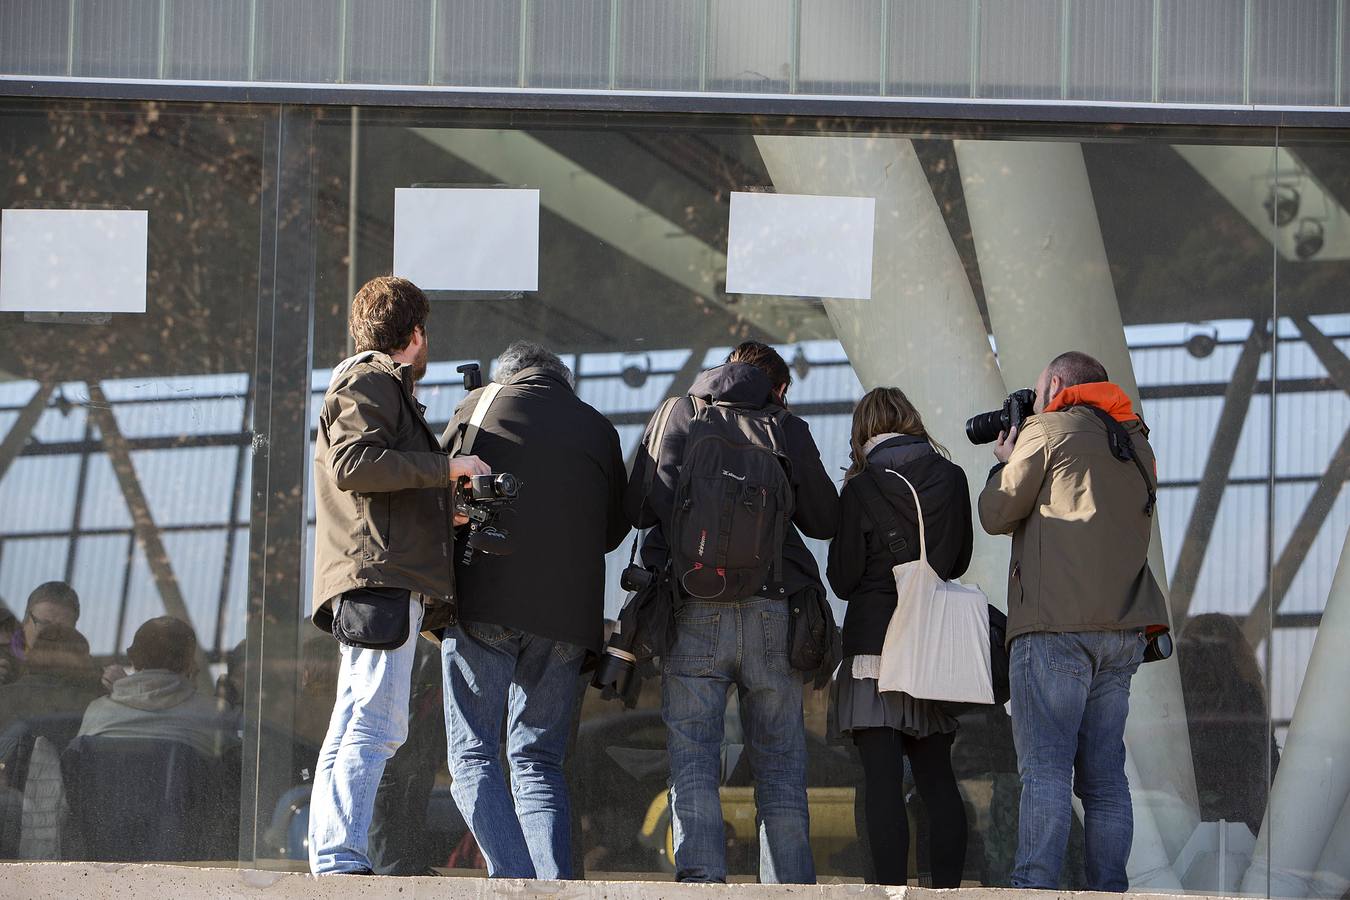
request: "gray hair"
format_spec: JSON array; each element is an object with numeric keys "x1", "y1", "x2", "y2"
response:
[{"x1": 493, "y1": 340, "x2": 574, "y2": 388}]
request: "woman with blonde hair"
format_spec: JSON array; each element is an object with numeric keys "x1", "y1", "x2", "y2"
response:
[{"x1": 827, "y1": 387, "x2": 973, "y2": 886}]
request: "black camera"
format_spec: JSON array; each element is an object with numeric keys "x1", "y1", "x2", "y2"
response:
[
  {"x1": 620, "y1": 563, "x2": 655, "y2": 593},
  {"x1": 455, "y1": 472, "x2": 521, "y2": 565},
  {"x1": 966, "y1": 388, "x2": 1036, "y2": 445}
]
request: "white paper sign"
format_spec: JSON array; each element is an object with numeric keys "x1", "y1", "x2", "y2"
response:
[
  {"x1": 725, "y1": 191, "x2": 875, "y2": 300},
  {"x1": 393, "y1": 188, "x2": 540, "y2": 293},
  {"x1": 0, "y1": 208, "x2": 148, "y2": 313}
]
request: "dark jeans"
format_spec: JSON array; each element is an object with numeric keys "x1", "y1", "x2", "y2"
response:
[{"x1": 853, "y1": 727, "x2": 967, "y2": 886}]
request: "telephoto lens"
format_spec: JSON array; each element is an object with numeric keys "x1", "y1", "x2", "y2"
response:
[
  {"x1": 965, "y1": 409, "x2": 1006, "y2": 445},
  {"x1": 591, "y1": 645, "x2": 637, "y2": 695}
]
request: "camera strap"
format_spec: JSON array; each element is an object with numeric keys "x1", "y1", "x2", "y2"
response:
[
  {"x1": 455, "y1": 381, "x2": 505, "y2": 457},
  {"x1": 1083, "y1": 405, "x2": 1156, "y2": 517}
]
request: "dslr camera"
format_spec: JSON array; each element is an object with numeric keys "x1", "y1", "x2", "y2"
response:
[
  {"x1": 455, "y1": 472, "x2": 521, "y2": 565},
  {"x1": 966, "y1": 388, "x2": 1036, "y2": 445}
]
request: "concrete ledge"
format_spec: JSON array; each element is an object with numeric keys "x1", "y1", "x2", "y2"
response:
[{"x1": 4, "y1": 863, "x2": 1242, "y2": 900}]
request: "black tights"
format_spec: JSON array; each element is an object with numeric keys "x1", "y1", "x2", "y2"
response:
[{"x1": 852, "y1": 727, "x2": 967, "y2": 887}]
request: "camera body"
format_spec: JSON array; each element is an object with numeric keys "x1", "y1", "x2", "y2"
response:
[
  {"x1": 455, "y1": 472, "x2": 521, "y2": 565},
  {"x1": 966, "y1": 388, "x2": 1036, "y2": 445},
  {"x1": 620, "y1": 563, "x2": 655, "y2": 593}
]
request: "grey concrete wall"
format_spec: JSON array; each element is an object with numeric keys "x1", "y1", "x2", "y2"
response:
[{"x1": 4, "y1": 862, "x2": 1245, "y2": 900}]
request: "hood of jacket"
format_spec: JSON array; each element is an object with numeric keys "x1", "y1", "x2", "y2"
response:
[
  {"x1": 1045, "y1": 381, "x2": 1136, "y2": 423},
  {"x1": 108, "y1": 669, "x2": 197, "y2": 711},
  {"x1": 689, "y1": 362, "x2": 776, "y2": 407}
]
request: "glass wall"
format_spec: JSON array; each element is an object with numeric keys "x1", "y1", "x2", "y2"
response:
[{"x1": 1, "y1": 95, "x2": 1349, "y2": 895}]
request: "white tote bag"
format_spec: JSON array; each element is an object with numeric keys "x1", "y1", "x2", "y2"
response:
[{"x1": 876, "y1": 469, "x2": 994, "y2": 704}]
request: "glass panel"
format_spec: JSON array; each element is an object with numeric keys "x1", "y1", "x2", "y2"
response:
[
  {"x1": 0, "y1": 1, "x2": 71, "y2": 77},
  {"x1": 346, "y1": 0, "x2": 434, "y2": 86},
  {"x1": 432, "y1": 0, "x2": 521, "y2": 88},
  {"x1": 886, "y1": 0, "x2": 973, "y2": 98},
  {"x1": 163, "y1": 0, "x2": 253, "y2": 81},
  {"x1": 1262, "y1": 127, "x2": 1350, "y2": 899},
  {"x1": 976, "y1": 0, "x2": 1060, "y2": 100},
  {"x1": 707, "y1": 0, "x2": 791, "y2": 93},
  {"x1": 798, "y1": 0, "x2": 881, "y2": 96},
  {"x1": 0, "y1": 98, "x2": 267, "y2": 865},
  {"x1": 1250, "y1": 0, "x2": 1338, "y2": 106},
  {"x1": 527, "y1": 0, "x2": 611, "y2": 90},
  {"x1": 615, "y1": 0, "x2": 704, "y2": 92},
  {"x1": 71, "y1": 0, "x2": 159, "y2": 80},
  {"x1": 1157, "y1": 0, "x2": 1245, "y2": 104},
  {"x1": 253, "y1": 0, "x2": 341, "y2": 83},
  {"x1": 298, "y1": 106, "x2": 1279, "y2": 888},
  {"x1": 1067, "y1": 0, "x2": 1154, "y2": 102}
]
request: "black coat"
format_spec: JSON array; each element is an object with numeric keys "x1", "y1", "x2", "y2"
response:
[
  {"x1": 625, "y1": 362, "x2": 840, "y2": 597},
  {"x1": 445, "y1": 367, "x2": 628, "y2": 652},
  {"x1": 827, "y1": 435, "x2": 973, "y2": 657}
]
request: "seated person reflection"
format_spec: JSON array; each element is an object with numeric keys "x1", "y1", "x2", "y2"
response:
[
  {"x1": 0, "y1": 583, "x2": 81, "y2": 684},
  {"x1": 78, "y1": 616, "x2": 229, "y2": 759},
  {"x1": 0, "y1": 624, "x2": 102, "y2": 730}
]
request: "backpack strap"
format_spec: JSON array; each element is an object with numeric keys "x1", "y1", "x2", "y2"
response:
[
  {"x1": 1084, "y1": 405, "x2": 1156, "y2": 517},
  {"x1": 884, "y1": 470, "x2": 928, "y2": 564},
  {"x1": 850, "y1": 467, "x2": 909, "y2": 566}
]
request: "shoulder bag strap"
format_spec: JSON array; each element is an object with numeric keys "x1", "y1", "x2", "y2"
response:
[
  {"x1": 1085, "y1": 406, "x2": 1156, "y2": 517},
  {"x1": 850, "y1": 468, "x2": 909, "y2": 565},
  {"x1": 459, "y1": 381, "x2": 505, "y2": 458},
  {"x1": 884, "y1": 469, "x2": 927, "y2": 564}
]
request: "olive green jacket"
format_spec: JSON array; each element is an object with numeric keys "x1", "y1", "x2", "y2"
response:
[
  {"x1": 310, "y1": 352, "x2": 457, "y2": 632},
  {"x1": 978, "y1": 404, "x2": 1169, "y2": 645}
]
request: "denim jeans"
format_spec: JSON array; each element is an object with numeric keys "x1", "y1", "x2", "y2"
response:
[
  {"x1": 309, "y1": 597, "x2": 424, "y2": 874},
  {"x1": 441, "y1": 620, "x2": 586, "y2": 879},
  {"x1": 1010, "y1": 629, "x2": 1146, "y2": 892},
  {"x1": 662, "y1": 596, "x2": 813, "y2": 884}
]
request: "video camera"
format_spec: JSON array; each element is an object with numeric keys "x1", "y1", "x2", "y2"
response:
[{"x1": 455, "y1": 472, "x2": 520, "y2": 565}]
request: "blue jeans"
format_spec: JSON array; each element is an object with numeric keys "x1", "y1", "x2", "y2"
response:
[
  {"x1": 441, "y1": 621, "x2": 586, "y2": 878},
  {"x1": 309, "y1": 597, "x2": 424, "y2": 874},
  {"x1": 1010, "y1": 629, "x2": 1146, "y2": 892},
  {"x1": 662, "y1": 596, "x2": 813, "y2": 884}
]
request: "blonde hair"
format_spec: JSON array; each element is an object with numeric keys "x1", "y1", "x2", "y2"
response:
[{"x1": 845, "y1": 387, "x2": 948, "y2": 480}]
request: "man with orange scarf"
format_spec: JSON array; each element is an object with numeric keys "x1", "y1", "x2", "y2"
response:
[{"x1": 978, "y1": 351, "x2": 1169, "y2": 892}]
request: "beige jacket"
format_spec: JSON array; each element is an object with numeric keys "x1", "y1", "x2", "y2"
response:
[{"x1": 978, "y1": 404, "x2": 1169, "y2": 645}]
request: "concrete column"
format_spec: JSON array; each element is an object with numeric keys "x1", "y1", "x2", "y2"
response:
[
  {"x1": 1310, "y1": 791, "x2": 1350, "y2": 898},
  {"x1": 954, "y1": 139, "x2": 1202, "y2": 872},
  {"x1": 753, "y1": 134, "x2": 1010, "y2": 607},
  {"x1": 1242, "y1": 525, "x2": 1350, "y2": 897}
]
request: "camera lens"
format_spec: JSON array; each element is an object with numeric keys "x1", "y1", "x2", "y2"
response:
[
  {"x1": 493, "y1": 472, "x2": 519, "y2": 498},
  {"x1": 965, "y1": 409, "x2": 1006, "y2": 445},
  {"x1": 591, "y1": 646, "x2": 637, "y2": 694}
]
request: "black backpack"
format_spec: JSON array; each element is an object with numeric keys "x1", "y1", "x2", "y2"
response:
[{"x1": 669, "y1": 397, "x2": 795, "y2": 602}]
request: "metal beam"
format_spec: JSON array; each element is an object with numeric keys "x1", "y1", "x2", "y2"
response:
[
  {"x1": 1168, "y1": 320, "x2": 1267, "y2": 626},
  {"x1": 0, "y1": 382, "x2": 54, "y2": 484},
  {"x1": 1241, "y1": 316, "x2": 1350, "y2": 644},
  {"x1": 83, "y1": 382, "x2": 212, "y2": 691}
]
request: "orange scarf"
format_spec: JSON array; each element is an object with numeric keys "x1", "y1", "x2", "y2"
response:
[{"x1": 1044, "y1": 381, "x2": 1136, "y2": 423}]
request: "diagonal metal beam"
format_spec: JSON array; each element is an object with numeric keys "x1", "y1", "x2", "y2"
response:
[
  {"x1": 1168, "y1": 320, "x2": 1267, "y2": 627},
  {"x1": 1242, "y1": 316, "x2": 1350, "y2": 644},
  {"x1": 84, "y1": 382, "x2": 212, "y2": 691},
  {"x1": 0, "y1": 382, "x2": 54, "y2": 484}
]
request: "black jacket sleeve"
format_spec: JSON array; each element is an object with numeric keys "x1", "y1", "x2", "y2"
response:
[
  {"x1": 783, "y1": 414, "x2": 840, "y2": 540},
  {"x1": 623, "y1": 398, "x2": 692, "y2": 529},
  {"x1": 603, "y1": 422, "x2": 630, "y2": 552},
  {"x1": 949, "y1": 471, "x2": 975, "y2": 580},
  {"x1": 826, "y1": 480, "x2": 867, "y2": 600}
]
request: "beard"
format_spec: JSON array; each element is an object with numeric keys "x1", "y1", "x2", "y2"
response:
[{"x1": 410, "y1": 338, "x2": 429, "y2": 383}]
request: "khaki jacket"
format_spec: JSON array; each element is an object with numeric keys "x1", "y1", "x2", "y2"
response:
[
  {"x1": 311, "y1": 352, "x2": 456, "y2": 632},
  {"x1": 978, "y1": 403, "x2": 1168, "y2": 645}
]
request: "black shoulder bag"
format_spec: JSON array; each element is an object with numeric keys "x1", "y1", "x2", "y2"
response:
[
  {"x1": 852, "y1": 466, "x2": 1011, "y2": 706},
  {"x1": 1082, "y1": 406, "x2": 1172, "y2": 663}
]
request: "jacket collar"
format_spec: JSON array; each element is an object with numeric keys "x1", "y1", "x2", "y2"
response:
[
  {"x1": 503, "y1": 366, "x2": 574, "y2": 391},
  {"x1": 1045, "y1": 381, "x2": 1137, "y2": 423}
]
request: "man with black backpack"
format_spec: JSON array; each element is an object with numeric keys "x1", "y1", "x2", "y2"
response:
[{"x1": 625, "y1": 341, "x2": 839, "y2": 884}]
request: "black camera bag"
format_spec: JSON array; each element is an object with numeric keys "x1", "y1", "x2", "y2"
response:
[{"x1": 332, "y1": 587, "x2": 413, "y2": 650}]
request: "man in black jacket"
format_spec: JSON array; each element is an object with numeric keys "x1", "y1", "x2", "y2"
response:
[
  {"x1": 626, "y1": 341, "x2": 839, "y2": 884},
  {"x1": 440, "y1": 340, "x2": 628, "y2": 879}
]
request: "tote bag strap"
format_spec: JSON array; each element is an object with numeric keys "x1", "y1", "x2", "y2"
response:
[{"x1": 883, "y1": 469, "x2": 927, "y2": 564}]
